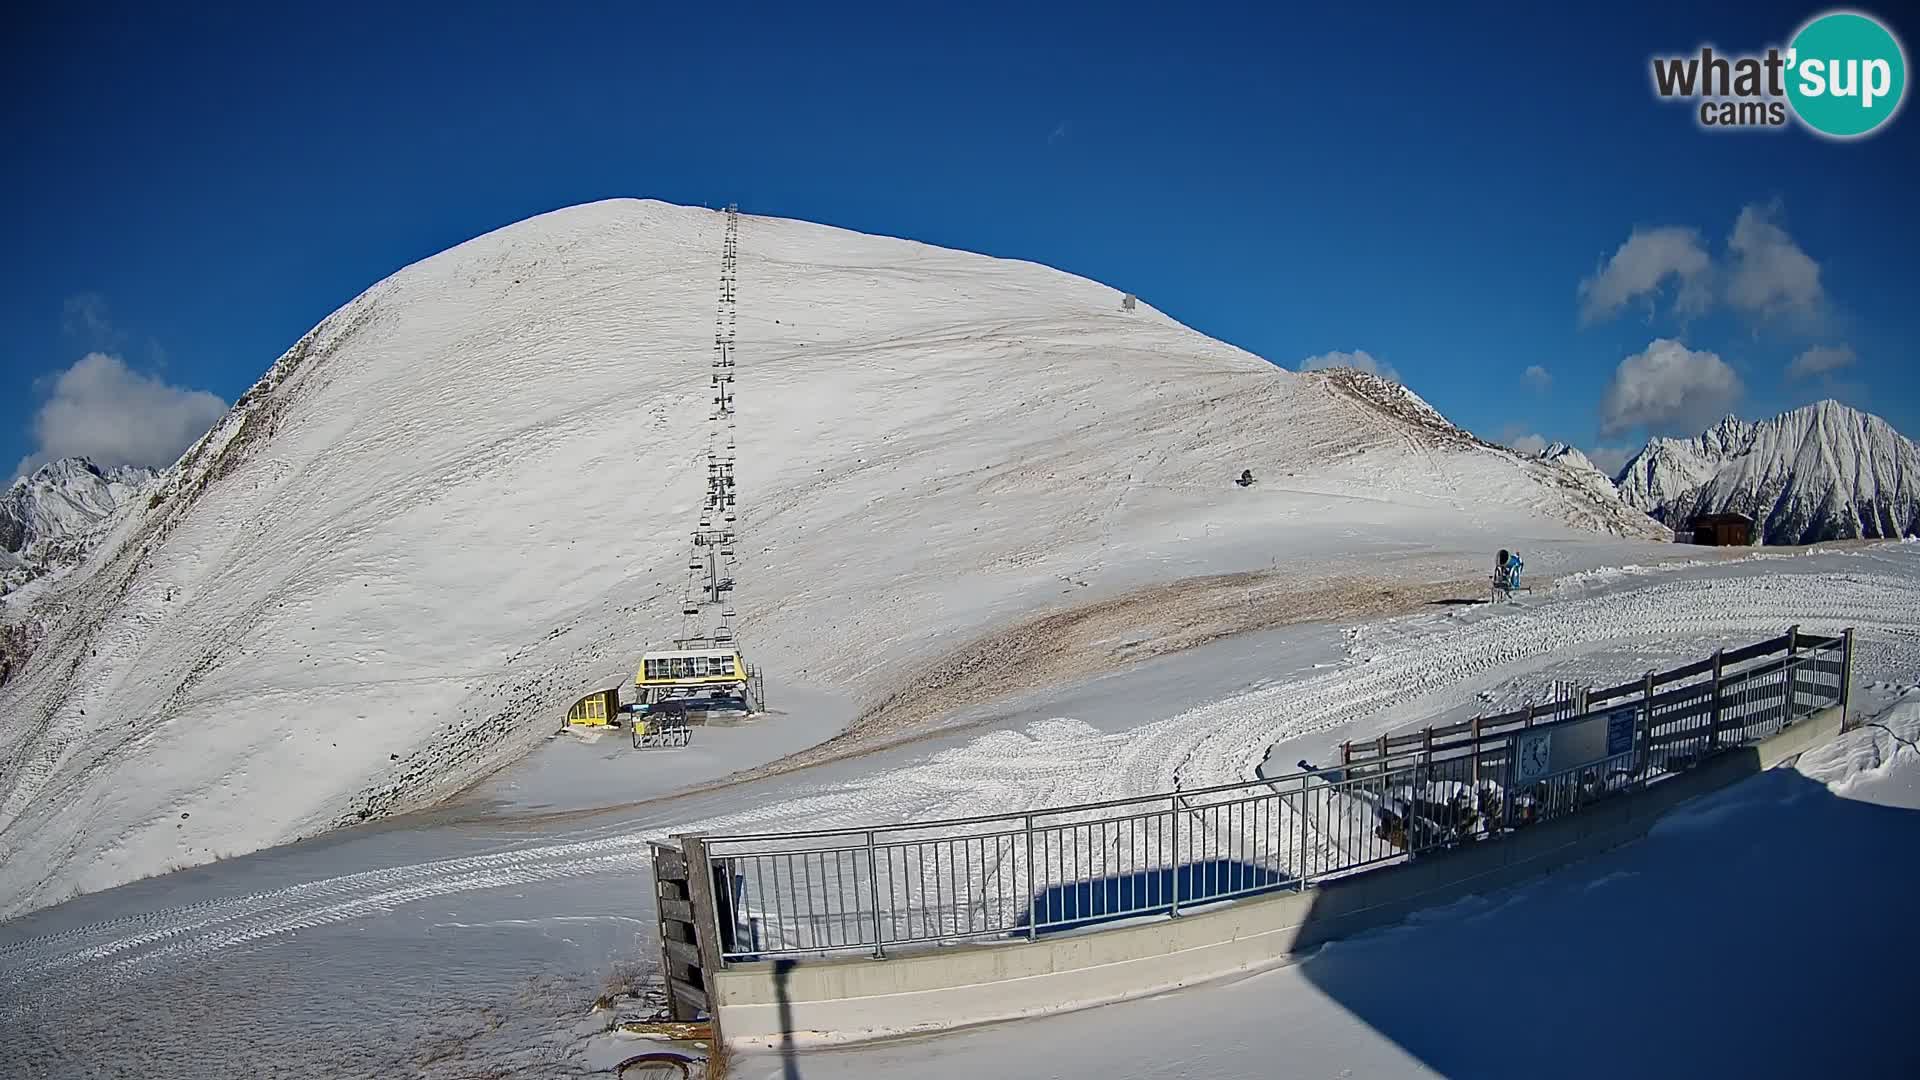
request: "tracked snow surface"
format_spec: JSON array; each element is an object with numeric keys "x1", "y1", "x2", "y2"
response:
[
  {"x1": 0, "y1": 199, "x2": 1660, "y2": 917},
  {"x1": 1, "y1": 546, "x2": 1915, "y2": 1080},
  {"x1": 1616, "y1": 402, "x2": 1920, "y2": 544}
]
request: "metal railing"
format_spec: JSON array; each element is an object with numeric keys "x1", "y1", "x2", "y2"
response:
[{"x1": 685, "y1": 628, "x2": 1851, "y2": 963}]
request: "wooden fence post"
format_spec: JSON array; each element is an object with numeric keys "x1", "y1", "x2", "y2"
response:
[
  {"x1": 678, "y1": 835, "x2": 726, "y2": 1028},
  {"x1": 1470, "y1": 717, "x2": 1482, "y2": 787}
]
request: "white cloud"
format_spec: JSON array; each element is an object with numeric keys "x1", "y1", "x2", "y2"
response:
[
  {"x1": 1599, "y1": 338, "x2": 1744, "y2": 437},
  {"x1": 1584, "y1": 445, "x2": 1637, "y2": 477},
  {"x1": 1725, "y1": 202, "x2": 1823, "y2": 317},
  {"x1": 1786, "y1": 344, "x2": 1855, "y2": 380},
  {"x1": 1523, "y1": 364, "x2": 1552, "y2": 391},
  {"x1": 1299, "y1": 349, "x2": 1400, "y2": 382},
  {"x1": 15, "y1": 353, "x2": 227, "y2": 479},
  {"x1": 1507, "y1": 432, "x2": 1549, "y2": 455},
  {"x1": 1577, "y1": 226, "x2": 1713, "y2": 324},
  {"x1": 62, "y1": 292, "x2": 122, "y2": 348}
]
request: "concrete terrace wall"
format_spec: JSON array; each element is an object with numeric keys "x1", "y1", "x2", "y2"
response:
[{"x1": 710, "y1": 704, "x2": 1846, "y2": 1047}]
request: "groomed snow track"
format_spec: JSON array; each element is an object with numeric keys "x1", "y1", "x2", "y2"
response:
[{"x1": 4, "y1": 551, "x2": 1916, "y2": 1006}]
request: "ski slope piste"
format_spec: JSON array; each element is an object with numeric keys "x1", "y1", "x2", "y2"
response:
[{"x1": 3, "y1": 198, "x2": 1661, "y2": 918}]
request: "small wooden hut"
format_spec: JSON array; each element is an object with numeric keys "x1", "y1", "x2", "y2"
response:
[{"x1": 1687, "y1": 512, "x2": 1754, "y2": 546}]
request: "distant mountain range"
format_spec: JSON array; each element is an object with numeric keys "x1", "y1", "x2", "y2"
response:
[
  {"x1": 1538, "y1": 401, "x2": 1919, "y2": 546},
  {"x1": 2, "y1": 458, "x2": 157, "y2": 595}
]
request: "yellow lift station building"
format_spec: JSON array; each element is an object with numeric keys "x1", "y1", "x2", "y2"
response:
[
  {"x1": 565, "y1": 687, "x2": 622, "y2": 728},
  {"x1": 633, "y1": 643, "x2": 761, "y2": 714}
]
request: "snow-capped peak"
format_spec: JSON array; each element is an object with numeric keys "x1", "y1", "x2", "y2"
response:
[
  {"x1": 1537, "y1": 442, "x2": 1603, "y2": 476},
  {"x1": 1615, "y1": 401, "x2": 1919, "y2": 544},
  {"x1": 2, "y1": 457, "x2": 158, "y2": 559}
]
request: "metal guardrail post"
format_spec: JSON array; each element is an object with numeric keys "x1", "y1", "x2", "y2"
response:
[
  {"x1": 1168, "y1": 795, "x2": 1182, "y2": 918},
  {"x1": 1841, "y1": 627, "x2": 1855, "y2": 729},
  {"x1": 1501, "y1": 738, "x2": 1515, "y2": 834},
  {"x1": 866, "y1": 830, "x2": 884, "y2": 958},
  {"x1": 1296, "y1": 780, "x2": 1311, "y2": 890},
  {"x1": 1024, "y1": 815, "x2": 1037, "y2": 941},
  {"x1": 1638, "y1": 671, "x2": 1655, "y2": 777},
  {"x1": 1707, "y1": 649, "x2": 1724, "y2": 752},
  {"x1": 1786, "y1": 624, "x2": 1802, "y2": 718}
]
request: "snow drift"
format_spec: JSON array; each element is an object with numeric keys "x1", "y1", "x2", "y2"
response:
[
  {"x1": 1616, "y1": 402, "x2": 1920, "y2": 545},
  {"x1": 0, "y1": 199, "x2": 1661, "y2": 916}
]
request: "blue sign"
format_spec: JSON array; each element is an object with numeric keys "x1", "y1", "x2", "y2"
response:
[{"x1": 1607, "y1": 707, "x2": 1638, "y2": 757}]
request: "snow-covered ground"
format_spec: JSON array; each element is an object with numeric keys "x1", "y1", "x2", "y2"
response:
[
  {"x1": 0, "y1": 199, "x2": 1659, "y2": 917},
  {"x1": 2, "y1": 545, "x2": 1916, "y2": 1079},
  {"x1": 738, "y1": 694, "x2": 1920, "y2": 1080}
]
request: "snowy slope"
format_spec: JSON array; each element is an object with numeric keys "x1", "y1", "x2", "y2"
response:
[
  {"x1": 1, "y1": 547, "x2": 1912, "y2": 1080},
  {"x1": 0, "y1": 199, "x2": 1660, "y2": 916},
  {"x1": 0, "y1": 458, "x2": 156, "y2": 597},
  {"x1": 1532, "y1": 441, "x2": 1631, "y2": 508},
  {"x1": 1617, "y1": 403, "x2": 1920, "y2": 544}
]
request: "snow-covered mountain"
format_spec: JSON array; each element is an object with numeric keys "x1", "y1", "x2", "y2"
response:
[
  {"x1": 1526, "y1": 440, "x2": 1634, "y2": 511},
  {"x1": 1615, "y1": 402, "x2": 1920, "y2": 545},
  {"x1": 0, "y1": 199, "x2": 1663, "y2": 915},
  {"x1": 1, "y1": 458, "x2": 158, "y2": 598},
  {"x1": 1538, "y1": 442, "x2": 1602, "y2": 477}
]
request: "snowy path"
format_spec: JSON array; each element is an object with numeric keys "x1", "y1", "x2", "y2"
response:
[{"x1": 2, "y1": 546, "x2": 1918, "y2": 1078}]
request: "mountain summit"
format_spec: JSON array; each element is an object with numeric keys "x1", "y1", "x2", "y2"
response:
[
  {"x1": 1615, "y1": 401, "x2": 1920, "y2": 545},
  {"x1": 2, "y1": 458, "x2": 157, "y2": 596},
  {"x1": 0, "y1": 199, "x2": 1661, "y2": 914}
]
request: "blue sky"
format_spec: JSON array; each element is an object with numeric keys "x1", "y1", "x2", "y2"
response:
[{"x1": 4, "y1": 1, "x2": 1916, "y2": 482}]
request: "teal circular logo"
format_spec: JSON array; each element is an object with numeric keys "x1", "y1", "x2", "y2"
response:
[{"x1": 1787, "y1": 11, "x2": 1907, "y2": 138}]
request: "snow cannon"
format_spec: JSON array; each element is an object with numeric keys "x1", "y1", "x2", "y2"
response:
[{"x1": 1491, "y1": 550, "x2": 1528, "y2": 604}]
